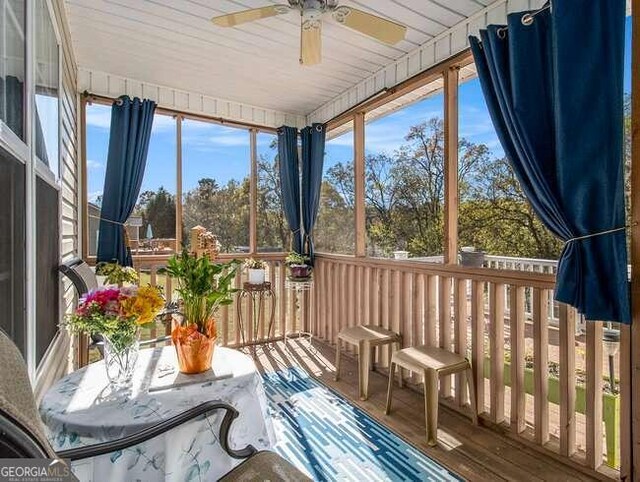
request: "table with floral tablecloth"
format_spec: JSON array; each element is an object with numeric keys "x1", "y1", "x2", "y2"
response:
[{"x1": 40, "y1": 346, "x2": 275, "y2": 481}]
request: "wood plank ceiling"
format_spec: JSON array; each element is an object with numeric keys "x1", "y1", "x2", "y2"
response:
[{"x1": 64, "y1": 0, "x2": 493, "y2": 116}]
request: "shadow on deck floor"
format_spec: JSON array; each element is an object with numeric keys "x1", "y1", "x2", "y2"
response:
[{"x1": 245, "y1": 337, "x2": 612, "y2": 482}]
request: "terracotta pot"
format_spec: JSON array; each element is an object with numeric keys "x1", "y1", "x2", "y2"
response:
[{"x1": 171, "y1": 319, "x2": 217, "y2": 374}]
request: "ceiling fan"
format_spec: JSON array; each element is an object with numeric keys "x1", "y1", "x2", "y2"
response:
[{"x1": 211, "y1": 0, "x2": 407, "y2": 66}]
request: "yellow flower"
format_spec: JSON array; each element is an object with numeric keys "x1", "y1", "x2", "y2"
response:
[{"x1": 121, "y1": 285, "x2": 164, "y2": 326}]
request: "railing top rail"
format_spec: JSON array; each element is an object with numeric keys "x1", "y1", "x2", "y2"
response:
[{"x1": 315, "y1": 252, "x2": 557, "y2": 289}]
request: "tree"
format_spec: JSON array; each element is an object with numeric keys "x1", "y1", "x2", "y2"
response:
[
  {"x1": 256, "y1": 140, "x2": 291, "y2": 251},
  {"x1": 182, "y1": 177, "x2": 250, "y2": 252},
  {"x1": 136, "y1": 187, "x2": 176, "y2": 240}
]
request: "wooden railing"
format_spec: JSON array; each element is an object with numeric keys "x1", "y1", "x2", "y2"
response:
[
  {"x1": 131, "y1": 253, "x2": 307, "y2": 348},
  {"x1": 312, "y1": 253, "x2": 626, "y2": 475}
]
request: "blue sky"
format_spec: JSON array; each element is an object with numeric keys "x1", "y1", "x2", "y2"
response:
[{"x1": 87, "y1": 17, "x2": 633, "y2": 203}]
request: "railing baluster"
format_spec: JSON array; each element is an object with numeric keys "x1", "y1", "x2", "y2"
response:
[
  {"x1": 425, "y1": 275, "x2": 437, "y2": 347},
  {"x1": 455, "y1": 278, "x2": 468, "y2": 406},
  {"x1": 586, "y1": 320, "x2": 603, "y2": 469},
  {"x1": 439, "y1": 276, "x2": 452, "y2": 398},
  {"x1": 471, "y1": 280, "x2": 485, "y2": 416},
  {"x1": 279, "y1": 261, "x2": 287, "y2": 340},
  {"x1": 558, "y1": 303, "x2": 576, "y2": 457},
  {"x1": 149, "y1": 266, "x2": 158, "y2": 344},
  {"x1": 489, "y1": 282, "x2": 505, "y2": 424},
  {"x1": 533, "y1": 288, "x2": 549, "y2": 444},
  {"x1": 510, "y1": 285, "x2": 526, "y2": 433}
]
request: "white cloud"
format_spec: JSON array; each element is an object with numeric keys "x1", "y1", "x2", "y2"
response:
[
  {"x1": 88, "y1": 190, "x2": 102, "y2": 203},
  {"x1": 86, "y1": 159, "x2": 104, "y2": 170},
  {"x1": 85, "y1": 106, "x2": 112, "y2": 129}
]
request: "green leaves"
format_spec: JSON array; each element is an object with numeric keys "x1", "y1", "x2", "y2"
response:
[{"x1": 160, "y1": 250, "x2": 239, "y2": 331}]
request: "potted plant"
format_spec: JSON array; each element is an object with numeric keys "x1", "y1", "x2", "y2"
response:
[
  {"x1": 95, "y1": 261, "x2": 139, "y2": 286},
  {"x1": 65, "y1": 285, "x2": 164, "y2": 387},
  {"x1": 161, "y1": 250, "x2": 239, "y2": 374},
  {"x1": 244, "y1": 258, "x2": 267, "y2": 284},
  {"x1": 285, "y1": 252, "x2": 312, "y2": 280}
]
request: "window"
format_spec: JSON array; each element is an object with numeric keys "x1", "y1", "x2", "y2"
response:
[
  {"x1": 134, "y1": 113, "x2": 177, "y2": 255},
  {"x1": 0, "y1": 146, "x2": 25, "y2": 355},
  {"x1": 0, "y1": 0, "x2": 25, "y2": 141},
  {"x1": 34, "y1": 0, "x2": 59, "y2": 176},
  {"x1": 364, "y1": 79, "x2": 445, "y2": 260},
  {"x1": 182, "y1": 120, "x2": 250, "y2": 252},
  {"x1": 36, "y1": 177, "x2": 59, "y2": 364},
  {"x1": 86, "y1": 104, "x2": 109, "y2": 256},
  {"x1": 85, "y1": 104, "x2": 177, "y2": 256},
  {"x1": 457, "y1": 71, "x2": 562, "y2": 267},
  {"x1": 315, "y1": 123, "x2": 355, "y2": 254},
  {"x1": 257, "y1": 131, "x2": 290, "y2": 252}
]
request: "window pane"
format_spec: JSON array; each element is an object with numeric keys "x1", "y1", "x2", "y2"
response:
[
  {"x1": 316, "y1": 123, "x2": 355, "y2": 255},
  {"x1": 34, "y1": 0, "x2": 59, "y2": 175},
  {"x1": 257, "y1": 131, "x2": 290, "y2": 252},
  {"x1": 0, "y1": 146, "x2": 25, "y2": 355},
  {"x1": 182, "y1": 120, "x2": 250, "y2": 253},
  {"x1": 134, "y1": 114, "x2": 177, "y2": 255},
  {"x1": 457, "y1": 70, "x2": 562, "y2": 265},
  {"x1": 0, "y1": 0, "x2": 25, "y2": 140},
  {"x1": 86, "y1": 105, "x2": 177, "y2": 256},
  {"x1": 36, "y1": 177, "x2": 59, "y2": 364},
  {"x1": 364, "y1": 78, "x2": 445, "y2": 260}
]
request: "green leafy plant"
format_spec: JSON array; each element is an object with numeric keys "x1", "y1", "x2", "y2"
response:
[
  {"x1": 285, "y1": 252, "x2": 309, "y2": 266},
  {"x1": 160, "y1": 250, "x2": 240, "y2": 335},
  {"x1": 244, "y1": 258, "x2": 266, "y2": 270},
  {"x1": 96, "y1": 261, "x2": 139, "y2": 285}
]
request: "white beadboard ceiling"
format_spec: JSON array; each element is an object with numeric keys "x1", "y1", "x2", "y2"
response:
[{"x1": 65, "y1": 0, "x2": 498, "y2": 119}]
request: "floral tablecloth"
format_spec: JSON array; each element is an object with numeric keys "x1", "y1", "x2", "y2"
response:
[{"x1": 40, "y1": 346, "x2": 275, "y2": 481}]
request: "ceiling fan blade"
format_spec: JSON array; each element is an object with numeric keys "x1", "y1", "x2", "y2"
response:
[
  {"x1": 300, "y1": 19, "x2": 322, "y2": 66},
  {"x1": 332, "y1": 7, "x2": 406, "y2": 45},
  {"x1": 211, "y1": 5, "x2": 290, "y2": 27}
]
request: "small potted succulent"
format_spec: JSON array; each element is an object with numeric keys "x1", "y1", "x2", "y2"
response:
[
  {"x1": 244, "y1": 258, "x2": 266, "y2": 285},
  {"x1": 161, "y1": 250, "x2": 239, "y2": 374},
  {"x1": 285, "y1": 252, "x2": 312, "y2": 280}
]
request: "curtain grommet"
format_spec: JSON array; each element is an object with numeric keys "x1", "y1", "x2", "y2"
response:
[
  {"x1": 521, "y1": 13, "x2": 534, "y2": 26},
  {"x1": 497, "y1": 28, "x2": 506, "y2": 39}
]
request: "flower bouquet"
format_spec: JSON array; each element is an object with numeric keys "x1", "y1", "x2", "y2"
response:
[{"x1": 66, "y1": 285, "x2": 164, "y2": 386}]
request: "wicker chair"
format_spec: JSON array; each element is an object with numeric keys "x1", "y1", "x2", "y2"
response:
[{"x1": 0, "y1": 328, "x2": 309, "y2": 481}]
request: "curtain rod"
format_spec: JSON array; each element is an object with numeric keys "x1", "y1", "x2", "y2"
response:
[
  {"x1": 496, "y1": 3, "x2": 551, "y2": 38},
  {"x1": 81, "y1": 91, "x2": 279, "y2": 133}
]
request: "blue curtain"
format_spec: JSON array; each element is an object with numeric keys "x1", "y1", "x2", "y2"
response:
[
  {"x1": 97, "y1": 96, "x2": 156, "y2": 266},
  {"x1": 301, "y1": 123, "x2": 326, "y2": 263},
  {"x1": 470, "y1": 0, "x2": 630, "y2": 323},
  {"x1": 278, "y1": 126, "x2": 303, "y2": 254}
]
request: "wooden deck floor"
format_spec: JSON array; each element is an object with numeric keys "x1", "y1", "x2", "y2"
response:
[{"x1": 247, "y1": 337, "x2": 612, "y2": 482}]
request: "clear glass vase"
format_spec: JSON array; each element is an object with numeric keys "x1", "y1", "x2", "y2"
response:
[{"x1": 102, "y1": 332, "x2": 140, "y2": 388}]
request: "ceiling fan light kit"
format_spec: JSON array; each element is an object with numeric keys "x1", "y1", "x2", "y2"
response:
[{"x1": 211, "y1": 0, "x2": 407, "y2": 66}]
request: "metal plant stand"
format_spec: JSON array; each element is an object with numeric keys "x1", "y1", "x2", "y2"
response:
[
  {"x1": 236, "y1": 281, "x2": 276, "y2": 356},
  {"x1": 284, "y1": 278, "x2": 315, "y2": 350}
]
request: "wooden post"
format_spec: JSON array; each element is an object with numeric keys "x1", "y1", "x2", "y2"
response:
[
  {"x1": 80, "y1": 97, "x2": 88, "y2": 260},
  {"x1": 443, "y1": 67, "x2": 459, "y2": 265},
  {"x1": 354, "y1": 112, "x2": 366, "y2": 257},
  {"x1": 175, "y1": 115, "x2": 183, "y2": 250},
  {"x1": 630, "y1": 0, "x2": 640, "y2": 478},
  {"x1": 249, "y1": 128, "x2": 258, "y2": 255}
]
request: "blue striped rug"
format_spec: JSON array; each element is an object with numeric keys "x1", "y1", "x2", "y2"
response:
[{"x1": 262, "y1": 367, "x2": 462, "y2": 482}]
